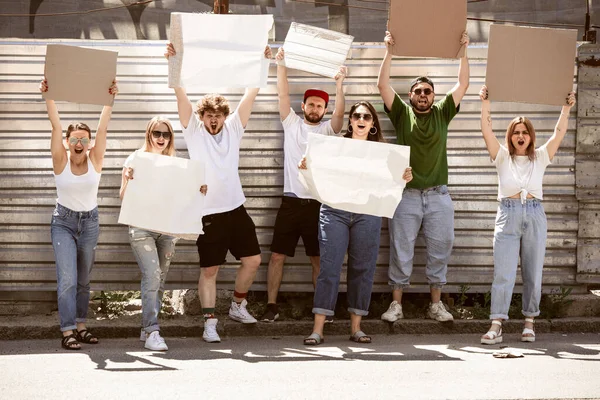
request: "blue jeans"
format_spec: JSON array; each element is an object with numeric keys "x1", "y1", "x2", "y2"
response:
[
  {"x1": 490, "y1": 199, "x2": 547, "y2": 320},
  {"x1": 388, "y1": 185, "x2": 454, "y2": 289},
  {"x1": 129, "y1": 227, "x2": 178, "y2": 333},
  {"x1": 312, "y1": 205, "x2": 382, "y2": 316},
  {"x1": 50, "y1": 203, "x2": 99, "y2": 332}
]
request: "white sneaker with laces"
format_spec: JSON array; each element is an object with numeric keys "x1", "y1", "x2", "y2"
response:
[
  {"x1": 381, "y1": 300, "x2": 404, "y2": 322},
  {"x1": 228, "y1": 299, "x2": 257, "y2": 324},
  {"x1": 140, "y1": 328, "x2": 146, "y2": 342},
  {"x1": 203, "y1": 318, "x2": 221, "y2": 343},
  {"x1": 428, "y1": 301, "x2": 454, "y2": 322},
  {"x1": 144, "y1": 331, "x2": 168, "y2": 351}
]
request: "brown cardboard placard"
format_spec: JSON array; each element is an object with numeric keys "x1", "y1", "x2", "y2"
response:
[
  {"x1": 485, "y1": 24, "x2": 577, "y2": 106},
  {"x1": 388, "y1": 0, "x2": 466, "y2": 59},
  {"x1": 43, "y1": 44, "x2": 118, "y2": 106}
]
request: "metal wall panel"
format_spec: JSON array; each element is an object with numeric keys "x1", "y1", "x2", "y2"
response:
[{"x1": 0, "y1": 39, "x2": 584, "y2": 301}]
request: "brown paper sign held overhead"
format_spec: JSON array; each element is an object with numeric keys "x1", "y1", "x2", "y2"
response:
[
  {"x1": 388, "y1": 0, "x2": 466, "y2": 59},
  {"x1": 43, "y1": 44, "x2": 118, "y2": 106},
  {"x1": 485, "y1": 24, "x2": 577, "y2": 106}
]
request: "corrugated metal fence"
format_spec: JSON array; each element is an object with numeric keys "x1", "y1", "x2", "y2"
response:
[{"x1": 0, "y1": 39, "x2": 584, "y2": 311}]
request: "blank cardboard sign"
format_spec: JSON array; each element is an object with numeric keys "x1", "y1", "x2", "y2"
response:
[
  {"x1": 388, "y1": 0, "x2": 466, "y2": 59},
  {"x1": 485, "y1": 24, "x2": 577, "y2": 106},
  {"x1": 43, "y1": 44, "x2": 117, "y2": 106}
]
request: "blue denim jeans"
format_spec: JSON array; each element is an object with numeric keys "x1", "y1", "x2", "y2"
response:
[
  {"x1": 129, "y1": 227, "x2": 178, "y2": 333},
  {"x1": 312, "y1": 205, "x2": 382, "y2": 316},
  {"x1": 50, "y1": 203, "x2": 99, "y2": 332},
  {"x1": 490, "y1": 198, "x2": 547, "y2": 320},
  {"x1": 388, "y1": 185, "x2": 454, "y2": 289}
]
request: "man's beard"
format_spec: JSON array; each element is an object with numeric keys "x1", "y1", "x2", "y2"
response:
[
  {"x1": 304, "y1": 111, "x2": 324, "y2": 124},
  {"x1": 410, "y1": 97, "x2": 433, "y2": 112}
]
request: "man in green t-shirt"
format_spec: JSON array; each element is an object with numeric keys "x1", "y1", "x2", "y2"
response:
[{"x1": 377, "y1": 30, "x2": 470, "y2": 322}]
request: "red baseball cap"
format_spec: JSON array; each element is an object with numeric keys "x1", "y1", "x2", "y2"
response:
[{"x1": 303, "y1": 89, "x2": 329, "y2": 107}]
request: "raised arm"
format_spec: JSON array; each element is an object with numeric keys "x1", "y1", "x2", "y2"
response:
[
  {"x1": 237, "y1": 45, "x2": 272, "y2": 128},
  {"x1": 40, "y1": 79, "x2": 66, "y2": 173},
  {"x1": 276, "y1": 47, "x2": 292, "y2": 121},
  {"x1": 165, "y1": 43, "x2": 193, "y2": 128},
  {"x1": 545, "y1": 92, "x2": 576, "y2": 160},
  {"x1": 89, "y1": 80, "x2": 118, "y2": 171},
  {"x1": 377, "y1": 31, "x2": 396, "y2": 110},
  {"x1": 479, "y1": 85, "x2": 500, "y2": 160},
  {"x1": 450, "y1": 31, "x2": 470, "y2": 106},
  {"x1": 330, "y1": 66, "x2": 347, "y2": 133}
]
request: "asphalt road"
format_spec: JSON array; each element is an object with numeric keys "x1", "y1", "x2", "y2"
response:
[{"x1": 1, "y1": 333, "x2": 599, "y2": 400}]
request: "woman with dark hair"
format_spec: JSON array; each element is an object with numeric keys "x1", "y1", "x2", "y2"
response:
[
  {"x1": 40, "y1": 78, "x2": 118, "y2": 350},
  {"x1": 302, "y1": 101, "x2": 412, "y2": 345},
  {"x1": 479, "y1": 85, "x2": 576, "y2": 344}
]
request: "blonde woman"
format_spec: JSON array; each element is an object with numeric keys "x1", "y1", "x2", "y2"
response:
[
  {"x1": 120, "y1": 116, "x2": 206, "y2": 351},
  {"x1": 479, "y1": 86, "x2": 576, "y2": 344}
]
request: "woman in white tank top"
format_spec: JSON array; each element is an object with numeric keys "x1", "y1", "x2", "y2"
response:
[
  {"x1": 40, "y1": 78, "x2": 118, "y2": 350},
  {"x1": 119, "y1": 116, "x2": 206, "y2": 351},
  {"x1": 478, "y1": 85, "x2": 576, "y2": 345}
]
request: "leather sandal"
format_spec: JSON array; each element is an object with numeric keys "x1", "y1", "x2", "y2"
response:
[
  {"x1": 521, "y1": 318, "x2": 535, "y2": 342},
  {"x1": 76, "y1": 329, "x2": 99, "y2": 344},
  {"x1": 349, "y1": 330, "x2": 372, "y2": 344},
  {"x1": 303, "y1": 332, "x2": 324, "y2": 346},
  {"x1": 61, "y1": 333, "x2": 81, "y2": 350},
  {"x1": 481, "y1": 320, "x2": 503, "y2": 345}
]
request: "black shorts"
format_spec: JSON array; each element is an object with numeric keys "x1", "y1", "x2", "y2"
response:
[
  {"x1": 196, "y1": 205, "x2": 261, "y2": 268},
  {"x1": 270, "y1": 196, "x2": 321, "y2": 257}
]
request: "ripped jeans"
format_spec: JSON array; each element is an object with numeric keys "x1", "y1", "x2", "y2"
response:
[{"x1": 129, "y1": 227, "x2": 178, "y2": 334}]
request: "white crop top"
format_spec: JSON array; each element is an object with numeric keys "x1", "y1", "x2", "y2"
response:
[
  {"x1": 492, "y1": 144, "x2": 551, "y2": 203},
  {"x1": 54, "y1": 156, "x2": 101, "y2": 211}
]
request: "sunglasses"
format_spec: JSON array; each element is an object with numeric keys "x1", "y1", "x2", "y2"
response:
[
  {"x1": 351, "y1": 112, "x2": 373, "y2": 122},
  {"x1": 151, "y1": 130, "x2": 172, "y2": 140},
  {"x1": 68, "y1": 137, "x2": 90, "y2": 146},
  {"x1": 412, "y1": 88, "x2": 433, "y2": 96}
]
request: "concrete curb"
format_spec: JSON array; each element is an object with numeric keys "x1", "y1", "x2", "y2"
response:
[{"x1": 1, "y1": 316, "x2": 600, "y2": 340}]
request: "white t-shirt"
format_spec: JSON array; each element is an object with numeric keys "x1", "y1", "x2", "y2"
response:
[
  {"x1": 282, "y1": 108, "x2": 336, "y2": 199},
  {"x1": 182, "y1": 112, "x2": 245, "y2": 216},
  {"x1": 54, "y1": 155, "x2": 101, "y2": 212},
  {"x1": 492, "y1": 143, "x2": 551, "y2": 202}
]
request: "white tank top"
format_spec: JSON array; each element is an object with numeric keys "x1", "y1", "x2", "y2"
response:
[{"x1": 54, "y1": 155, "x2": 101, "y2": 212}]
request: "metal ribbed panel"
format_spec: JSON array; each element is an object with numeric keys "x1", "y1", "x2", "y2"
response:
[{"x1": 0, "y1": 39, "x2": 583, "y2": 296}]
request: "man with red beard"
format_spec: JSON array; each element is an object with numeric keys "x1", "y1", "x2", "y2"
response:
[
  {"x1": 165, "y1": 43, "x2": 272, "y2": 342},
  {"x1": 260, "y1": 47, "x2": 346, "y2": 322},
  {"x1": 377, "y1": 30, "x2": 470, "y2": 323}
]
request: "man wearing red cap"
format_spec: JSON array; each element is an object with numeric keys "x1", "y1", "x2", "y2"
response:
[
  {"x1": 260, "y1": 47, "x2": 346, "y2": 322},
  {"x1": 377, "y1": 30, "x2": 470, "y2": 323}
]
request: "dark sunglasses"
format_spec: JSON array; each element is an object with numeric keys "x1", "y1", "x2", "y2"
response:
[
  {"x1": 351, "y1": 112, "x2": 373, "y2": 122},
  {"x1": 68, "y1": 137, "x2": 90, "y2": 146},
  {"x1": 412, "y1": 88, "x2": 433, "y2": 96},
  {"x1": 151, "y1": 130, "x2": 172, "y2": 140}
]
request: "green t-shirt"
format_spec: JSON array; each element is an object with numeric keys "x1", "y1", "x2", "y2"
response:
[{"x1": 385, "y1": 92, "x2": 459, "y2": 189}]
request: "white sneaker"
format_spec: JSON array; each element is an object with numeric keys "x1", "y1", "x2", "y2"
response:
[
  {"x1": 203, "y1": 318, "x2": 221, "y2": 343},
  {"x1": 381, "y1": 300, "x2": 404, "y2": 322},
  {"x1": 139, "y1": 328, "x2": 146, "y2": 342},
  {"x1": 228, "y1": 299, "x2": 257, "y2": 324},
  {"x1": 428, "y1": 301, "x2": 454, "y2": 322},
  {"x1": 144, "y1": 331, "x2": 168, "y2": 351}
]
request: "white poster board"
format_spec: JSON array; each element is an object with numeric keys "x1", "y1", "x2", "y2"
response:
[
  {"x1": 168, "y1": 13, "x2": 273, "y2": 89},
  {"x1": 282, "y1": 22, "x2": 353, "y2": 78},
  {"x1": 300, "y1": 134, "x2": 410, "y2": 218},
  {"x1": 43, "y1": 44, "x2": 117, "y2": 106},
  {"x1": 118, "y1": 152, "x2": 206, "y2": 240}
]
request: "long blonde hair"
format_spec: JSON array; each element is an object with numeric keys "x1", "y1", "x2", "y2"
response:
[{"x1": 141, "y1": 116, "x2": 176, "y2": 156}]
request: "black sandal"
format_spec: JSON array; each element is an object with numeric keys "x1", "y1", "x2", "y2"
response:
[
  {"x1": 76, "y1": 329, "x2": 99, "y2": 344},
  {"x1": 61, "y1": 333, "x2": 81, "y2": 350}
]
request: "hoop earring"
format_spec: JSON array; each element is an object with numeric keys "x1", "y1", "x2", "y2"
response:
[
  {"x1": 347, "y1": 125, "x2": 353, "y2": 133},
  {"x1": 369, "y1": 126, "x2": 377, "y2": 136}
]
